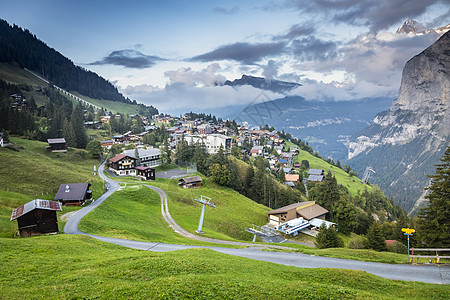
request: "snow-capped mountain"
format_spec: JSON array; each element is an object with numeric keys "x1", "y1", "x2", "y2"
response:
[{"x1": 396, "y1": 19, "x2": 450, "y2": 36}]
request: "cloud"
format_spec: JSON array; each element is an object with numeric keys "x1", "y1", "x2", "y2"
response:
[
  {"x1": 121, "y1": 83, "x2": 283, "y2": 115},
  {"x1": 290, "y1": 36, "x2": 339, "y2": 62},
  {"x1": 164, "y1": 63, "x2": 227, "y2": 87},
  {"x1": 262, "y1": 60, "x2": 279, "y2": 79},
  {"x1": 90, "y1": 49, "x2": 165, "y2": 69},
  {"x1": 288, "y1": 0, "x2": 445, "y2": 32},
  {"x1": 213, "y1": 6, "x2": 240, "y2": 15},
  {"x1": 190, "y1": 41, "x2": 286, "y2": 64},
  {"x1": 273, "y1": 23, "x2": 316, "y2": 40}
]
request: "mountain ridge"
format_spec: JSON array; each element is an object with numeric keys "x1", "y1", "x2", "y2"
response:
[{"x1": 222, "y1": 74, "x2": 301, "y2": 94}]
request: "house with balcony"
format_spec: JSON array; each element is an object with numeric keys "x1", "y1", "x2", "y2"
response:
[{"x1": 109, "y1": 154, "x2": 136, "y2": 176}]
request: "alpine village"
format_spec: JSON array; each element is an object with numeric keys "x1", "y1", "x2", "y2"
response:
[{"x1": 0, "y1": 8, "x2": 449, "y2": 300}]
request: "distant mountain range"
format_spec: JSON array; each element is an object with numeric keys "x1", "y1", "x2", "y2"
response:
[
  {"x1": 347, "y1": 31, "x2": 450, "y2": 214},
  {"x1": 222, "y1": 74, "x2": 301, "y2": 94},
  {"x1": 396, "y1": 19, "x2": 450, "y2": 35}
]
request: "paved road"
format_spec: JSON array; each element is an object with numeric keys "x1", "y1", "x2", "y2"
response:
[{"x1": 65, "y1": 162, "x2": 449, "y2": 284}]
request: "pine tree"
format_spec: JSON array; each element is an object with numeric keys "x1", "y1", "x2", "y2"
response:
[
  {"x1": 315, "y1": 223, "x2": 344, "y2": 249},
  {"x1": 417, "y1": 146, "x2": 450, "y2": 247},
  {"x1": 365, "y1": 221, "x2": 387, "y2": 251},
  {"x1": 62, "y1": 117, "x2": 76, "y2": 147},
  {"x1": 278, "y1": 168, "x2": 286, "y2": 183},
  {"x1": 134, "y1": 147, "x2": 141, "y2": 166},
  {"x1": 70, "y1": 104, "x2": 88, "y2": 148}
]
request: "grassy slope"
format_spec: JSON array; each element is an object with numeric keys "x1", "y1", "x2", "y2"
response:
[
  {"x1": 0, "y1": 137, "x2": 103, "y2": 237},
  {"x1": 0, "y1": 62, "x2": 140, "y2": 114},
  {"x1": 286, "y1": 141, "x2": 370, "y2": 196},
  {"x1": 0, "y1": 235, "x2": 447, "y2": 299},
  {"x1": 81, "y1": 176, "x2": 268, "y2": 242}
]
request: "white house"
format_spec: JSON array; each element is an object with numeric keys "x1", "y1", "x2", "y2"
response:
[{"x1": 123, "y1": 148, "x2": 162, "y2": 167}]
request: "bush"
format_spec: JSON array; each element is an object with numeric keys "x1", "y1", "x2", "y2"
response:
[
  {"x1": 347, "y1": 235, "x2": 367, "y2": 249},
  {"x1": 389, "y1": 241, "x2": 408, "y2": 254},
  {"x1": 315, "y1": 224, "x2": 344, "y2": 249}
]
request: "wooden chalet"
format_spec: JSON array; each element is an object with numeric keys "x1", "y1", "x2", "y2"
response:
[
  {"x1": 10, "y1": 199, "x2": 62, "y2": 237},
  {"x1": 109, "y1": 154, "x2": 136, "y2": 176},
  {"x1": 266, "y1": 201, "x2": 328, "y2": 226},
  {"x1": 46, "y1": 138, "x2": 67, "y2": 152},
  {"x1": 178, "y1": 176, "x2": 202, "y2": 189},
  {"x1": 135, "y1": 166, "x2": 155, "y2": 180},
  {"x1": 54, "y1": 183, "x2": 92, "y2": 206}
]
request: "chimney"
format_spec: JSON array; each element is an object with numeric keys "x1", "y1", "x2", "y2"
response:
[{"x1": 65, "y1": 185, "x2": 70, "y2": 193}]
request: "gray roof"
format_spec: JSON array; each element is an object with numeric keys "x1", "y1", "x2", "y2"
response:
[
  {"x1": 123, "y1": 148, "x2": 160, "y2": 158},
  {"x1": 308, "y1": 175, "x2": 324, "y2": 182},
  {"x1": 54, "y1": 183, "x2": 90, "y2": 201},
  {"x1": 47, "y1": 138, "x2": 66, "y2": 144},
  {"x1": 308, "y1": 169, "x2": 324, "y2": 175},
  {"x1": 179, "y1": 176, "x2": 202, "y2": 184}
]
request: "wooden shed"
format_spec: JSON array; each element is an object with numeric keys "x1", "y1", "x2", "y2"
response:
[
  {"x1": 178, "y1": 176, "x2": 202, "y2": 188},
  {"x1": 46, "y1": 138, "x2": 67, "y2": 152},
  {"x1": 10, "y1": 199, "x2": 62, "y2": 237}
]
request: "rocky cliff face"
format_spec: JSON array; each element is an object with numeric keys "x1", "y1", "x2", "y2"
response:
[{"x1": 347, "y1": 31, "x2": 449, "y2": 214}]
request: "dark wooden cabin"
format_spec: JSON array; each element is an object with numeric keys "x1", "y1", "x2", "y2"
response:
[
  {"x1": 10, "y1": 199, "x2": 62, "y2": 237},
  {"x1": 135, "y1": 166, "x2": 155, "y2": 180},
  {"x1": 54, "y1": 183, "x2": 92, "y2": 206},
  {"x1": 46, "y1": 138, "x2": 68, "y2": 152},
  {"x1": 178, "y1": 176, "x2": 203, "y2": 189}
]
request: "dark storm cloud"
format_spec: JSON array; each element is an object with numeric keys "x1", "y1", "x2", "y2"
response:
[
  {"x1": 90, "y1": 49, "x2": 165, "y2": 69},
  {"x1": 213, "y1": 6, "x2": 240, "y2": 15},
  {"x1": 190, "y1": 41, "x2": 286, "y2": 64},
  {"x1": 274, "y1": 23, "x2": 316, "y2": 40},
  {"x1": 288, "y1": 0, "x2": 445, "y2": 32},
  {"x1": 290, "y1": 36, "x2": 338, "y2": 61}
]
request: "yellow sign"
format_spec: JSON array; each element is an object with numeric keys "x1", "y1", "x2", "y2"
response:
[{"x1": 402, "y1": 228, "x2": 415, "y2": 234}]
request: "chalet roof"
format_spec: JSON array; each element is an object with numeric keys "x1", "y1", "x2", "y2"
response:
[
  {"x1": 308, "y1": 169, "x2": 324, "y2": 175},
  {"x1": 308, "y1": 175, "x2": 324, "y2": 182},
  {"x1": 266, "y1": 201, "x2": 314, "y2": 215},
  {"x1": 179, "y1": 176, "x2": 202, "y2": 184},
  {"x1": 297, "y1": 204, "x2": 328, "y2": 220},
  {"x1": 54, "y1": 183, "x2": 90, "y2": 201},
  {"x1": 135, "y1": 166, "x2": 153, "y2": 171},
  {"x1": 109, "y1": 154, "x2": 135, "y2": 163},
  {"x1": 47, "y1": 138, "x2": 66, "y2": 144},
  {"x1": 11, "y1": 199, "x2": 62, "y2": 221},
  {"x1": 278, "y1": 159, "x2": 288, "y2": 164}
]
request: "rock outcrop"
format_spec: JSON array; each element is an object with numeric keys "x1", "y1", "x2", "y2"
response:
[{"x1": 347, "y1": 31, "x2": 449, "y2": 214}]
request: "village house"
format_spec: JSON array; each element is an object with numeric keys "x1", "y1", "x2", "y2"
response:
[
  {"x1": 285, "y1": 174, "x2": 300, "y2": 184},
  {"x1": 266, "y1": 201, "x2": 328, "y2": 226},
  {"x1": 135, "y1": 166, "x2": 156, "y2": 180},
  {"x1": 83, "y1": 121, "x2": 102, "y2": 129},
  {"x1": 109, "y1": 154, "x2": 136, "y2": 176},
  {"x1": 307, "y1": 169, "x2": 325, "y2": 182},
  {"x1": 54, "y1": 183, "x2": 92, "y2": 206},
  {"x1": 100, "y1": 140, "x2": 114, "y2": 148},
  {"x1": 100, "y1": 115, "x2": 111, "y2": 124},
  {"x1": 123, "y1": 148, "x2": 162, "y2": 168},
  {"x1": 178, "y1": 176, "x2": 203, "y2": 188},
  {"x1": 10, "y1": 199, "x2": 62, "y2": 237},
  {"x1": 46, "y1": 138, "x2": 67, "y2": 152},
  {"x1": 177, "y1": 134, "x2": 232, "y2": 154}
]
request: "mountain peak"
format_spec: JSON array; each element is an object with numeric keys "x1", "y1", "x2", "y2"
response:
[
  {"x1": 223, "y1": 74, "x2": 301, "y2": 94},
  {"x1": 396, "y1": 19, "x2": 427, "y2": 34}
]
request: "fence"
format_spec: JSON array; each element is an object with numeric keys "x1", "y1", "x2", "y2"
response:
[{"x1": 410, "y1": 248, "x2": 450, "y2": 263}]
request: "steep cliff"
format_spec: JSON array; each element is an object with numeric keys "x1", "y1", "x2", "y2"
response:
[{"x1": 347, "y1": 31, "x2": 449, "y2": 214}]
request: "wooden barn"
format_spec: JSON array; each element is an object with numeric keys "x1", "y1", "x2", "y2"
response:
[
  {"x1": 10, "y1": 199, "x2": 62, "y2": 237},
  {"x1": 54, "y1": 183, "x2": 92, "y2": 206},
  {"x1": 178, "y1": 176, "x2": 202, "y2": 188},
  {"x1": 135, "y1": 166, "x2": 155, "y2": 180},
  {"x1": 46, "y1": 138, "x2": 68, "y2": 152}
]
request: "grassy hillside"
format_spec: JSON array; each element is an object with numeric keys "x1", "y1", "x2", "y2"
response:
[
  {"x1": 286, "y1": 141, "x2": 370, "y2": 196},
  {"x1": 0, "y1": 137, "x2": 103, "y2": 237},
  {"x1": 81, "y1": 177, "x2": 268, "y2": 242},
  {"x1": 0, "y1": 234, "x2": 447, "y2": 299},
  {"x1": 0, "y1": 62, "x2": 141, "y2": 114}
]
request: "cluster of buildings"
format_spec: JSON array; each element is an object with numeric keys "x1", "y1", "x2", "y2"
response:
[{"x1": 108, "y1": 148, "x2": 161, "y2": 180}]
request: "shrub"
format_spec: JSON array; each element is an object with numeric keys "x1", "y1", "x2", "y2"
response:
[
  {"x1": 389, "y1": 241, "x2": 408, "y2": 254},
  {"x1": 347, "y1": 235, "x2": 367, "y2": 249}
]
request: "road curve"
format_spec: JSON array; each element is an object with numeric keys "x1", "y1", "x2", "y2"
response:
[{"x1": 64, "y1": 162, "x2": 449, "y2": 284}]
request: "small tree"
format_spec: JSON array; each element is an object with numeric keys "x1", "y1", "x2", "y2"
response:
[
  {"x1": 209, "y1": 163, "x2": 230, "y2": 186},
  {"x1": 365, "y1": 221, "x2": 387, "y2": 251},
  {"x1": 134, "y1": 147, "x2": 141, "y2": 167},
  {"x1": 86, "y1": 140, "x2": 102, "y2": 159},
  {"x1": 315, "y1": 224, "x2": 344, "y2": 249}
]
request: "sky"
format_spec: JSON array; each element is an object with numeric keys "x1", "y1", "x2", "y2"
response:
[{"x1": 1, "y1": 0, "x2": 449, "y2": 114}]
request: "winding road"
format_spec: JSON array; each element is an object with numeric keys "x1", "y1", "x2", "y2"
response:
[{"x1": 65, "y1": 162, "x2": 449, "y2": 284}]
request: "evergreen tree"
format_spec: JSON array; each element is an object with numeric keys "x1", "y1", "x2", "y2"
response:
[
  {"x1": 278, "y1": 168, "x2": 286, "y2": 183},
  {"x1": 333, "y1": 198, "x2": 358, "y2": 235},
  {"x1": 134, "y1": 147, "x2": 141, "y2": 166},
  {"x1": 62, "y1": 117, "x2": 76, "y2": 147},
  {"x1": 209, "y1": 163, "x2": 230, "y2": 186},
  {"x1": 70, "y1": 104, "x2": 88, "y2": 148},
  {"x1": 365, "y1": 221, "x2": 387, "y2": 251},
  {"x1": 86, "y1": 140, "x2": 102, "y2": 159},
  {"x1": 162, "y1": 138, "x2": 172, "y2": 164},
  {"x1": 417, "y1": 146, "x2": 450, "y2": 247},
  {"x1": 315, "y1": 224, "x2": 344, "y2": 249},
  {"x1": 309, "y1": 172, "x2": 340, "y2": 211},
  {"x1": 227, "y1": 158, "x2": 244, "y2": 194},
  {"x1": 192, "y1": 141, "x2": 209, "y2": 175}
]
